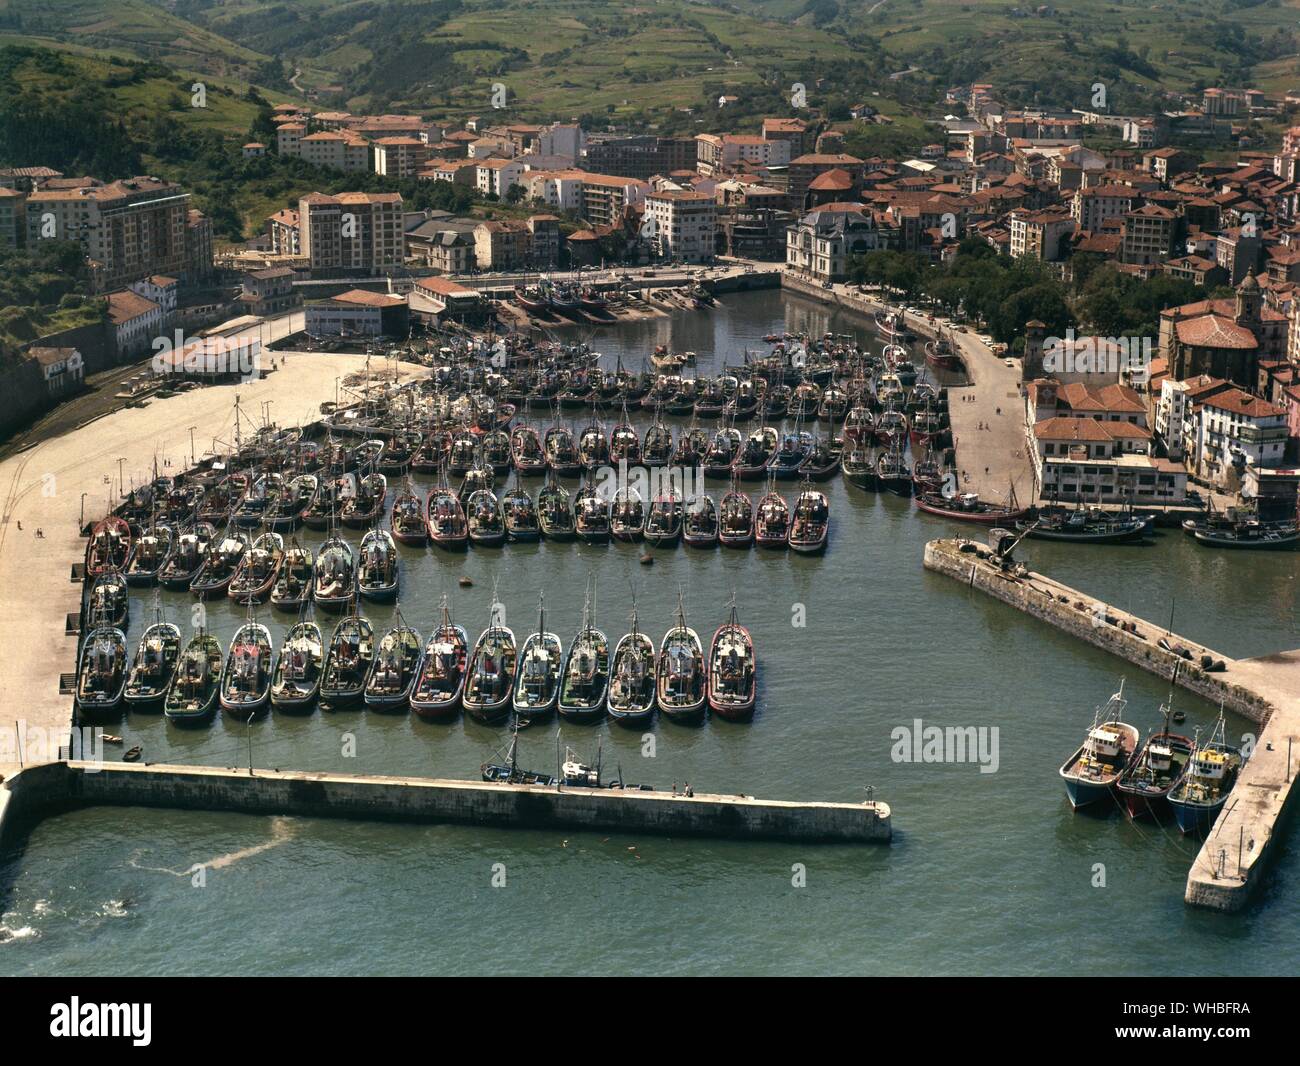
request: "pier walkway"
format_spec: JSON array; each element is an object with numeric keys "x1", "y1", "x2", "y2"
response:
[{"x1": 924, "y1": 536, "x2": 1300, "y2": 912}]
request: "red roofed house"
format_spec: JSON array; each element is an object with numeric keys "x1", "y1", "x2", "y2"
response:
[{"x1": 1188, "y1": 385, "x2": 1290, "y2": 488}]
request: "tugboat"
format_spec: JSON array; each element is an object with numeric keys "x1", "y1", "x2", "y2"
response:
[
  {"x1": 364, "y1": 621, "x2": 423, "y2": 711},
  {"x1": 410, "y1": 597, "x2": 469, "y2": 720},
  {"x1": 163, "y1": 630, "x2": 223, "y2": 725},
  {"x1": 608, "y1": 605, "x2": 656, "y2": 727},
  {"x1": 656, "y1": 594, "x2": 707, "y2": 724},
  {"x1": 501, "y1": 479, "x2": 541, "y2": 541},
  {"x1": 683, "y1": 494, "x2": 719, "y2": 548},
  {"x1": 270, "y1": 621, "x2": 324, "y2": 712},
  {"x1": 538, "y1": 474, "x2": 576, "y2": 540},
  {"x1": 313, "y1": 533, "x2": 356, "y2": 612},
  {"x1": 558, "y1": 593, "x2": 609, "y2": 723},
  {"x1": 124, "y1": 613, "x2": 181, "y2": 709},
  {"x1": 1169, "y1": 711, "x2": 1243, "y2": 836},
  {"x1": 788, "y1": 481, "x2": 829, "y2": 553},
  {"x1": 754, "y1": 486, "x2": 790, "y2": 548},
  {"x1": 467, "y1": 488, "x2": 507, "y2": 547},
  {"x1": 320, "y1": 612, "x2": 374, "y2": 710},
  {"x1": 75, "y1": 624, "x2": 128, "y2": 719},
  {"x1": 219, "y1": 619, "x2": 273, "y2": 717},
  {"x1": 85, "y1": 515, "x2": 132, "y2": 578},
  {"x1": 358, "y1": 528, "x2": 399, "y2": 602},
  {"x1": 513, "y1": 594, "x2": 562, "y2": 723},
  {"x1": 719, "y1": 484, "x2": 754, "y2": 547},
  {"x1": 270, "y1": 540, "x2": 313, "y2": 612},
  {"x1": 228, "y1": 531, "x2": 285, "y2": 605},
  {"x1": 1116, "y1": 698, "x2": 1195, "y2": 820},
  {"x1": 463, "y1": 608, "x2": 517, "y2": 725},
  {"x1": 1059, "y1": 682, "x2": 1140, "y2": 810},
  {"x1": 708, "y1": 598, "x2": 756, "y2": 721},
  {"x1": 610, "y1": 486, "x2": 646, "y2": 542}
]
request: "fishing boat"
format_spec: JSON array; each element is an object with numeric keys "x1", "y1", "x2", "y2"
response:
[
  {"x1": 1186, "y1": 515, "x2": 1299, "y2": 549},
  {"x1": 501, "y1": 481, "x2": 541, "y2": 541},
  {"x1": 916, "y1": 488, "x2": 1029, "y2": 524},
  {"x1": 233, "y1": 472, "x2": 284, "y2": 528},
  {"x1": 703, "y1": 429, "x2": 741, "y2": 479},
  {"x1": 125, "y1": 524, "x2": 174, "y2": 586},
  {"x1": 410, "y1": 598, "x2": 469, "y2": 719},
  {"x1": 875, "y1": 407, "x2": 908, "y2": 447},
  {"x1": 719, "y1": 486, "x2": 754, "y2": 547},
  {"x1": 911, "y1": 450, "x2": 944, "y2": 496},
  {"x1": 510, "y1": 424, "x2": 547, "y2": 475},
  {"x1": 1169, "y1": 712, "x2": 1243, "y2": 836},
  {"x1": 480, "y1": 715, "x2": 558, "y2": 786},
  {"x1": 610, "y1": 486, "x2": 645, "y2": 542},
  {"x1": 75, "y1": 625, "x2": 128, "y2": 718},
  {"x1": 159, "y1": 522, "x2": 214, "y2": 590},
  {"x1": 513, "y1": 594, "x2": 562, "y2": 722},
  {"x1": 447, "y1": 430, "x2": 479, "y2": 478},
  {"x1": 320, "y1": 614, "x2": 374, "y2": 710},
  {"x1": 734, "y1": 426, "x2": 778, "y2": 480},
  {"x1": 642, "y1": 419, "x2": 674, "y2": 468},
  {"x1": 266, "y1": 473, "x2": 318, "y2": 532},
  {"x1": 85, "y1": 515, "x2": 132, "y2": 578},
  {"x1": 544, "y1": 424, "x2": 582, "y2": 477},
  {"x1": 124, "y1": 618, "x2": 182, "y2": 709},
  {"x1": 1017, "y1": 505, "x2": 1150, "y2": 543},
  {"x1": 341, "y1": 472, "x2": 386, "y2": 529},
  {"x1": 538, "y1": 476, "x2": 576, "y2": 540},
  {"x1": 876, "y1": 447, "x2": 913, "y2": 497},
  {"x1": 482, "y1": 429, "x2": 514, "y2": 476},
  {"x1": 755, "y1": 488, "x2": 790, "y2": 548},
  {"x1": 358, "y1": 528, "x2": 399, "y2": 602},
  {"x1": 190, "y1": 529, "x2": 249, "y2": 598},
  {"x1": 427, "y1": 478, "x2": 469, "y2": 549},
  {"x1": 463, "y1": 489, "x2": 504, "y2": 547},
  {"x1": 788, "y1": 482, "x2": 829, "y2": 553},
  {"x1": 270, "y1": 621, "x2": 324, "y2": 712},
  {"x1": 574, "y1": 481, "x2": 611, "y2": 544},
  {"x1": 683, "y1": 494, "x2": 719, "y2": 548},
  {"x1": 365, "y1": 622, "x2": 423, "y2": 710},
  {"x1": 313, "y1": 534, "x2": 356, "y2": 611},
  {"x1": 558, "y1": 595, "x2": 609, "y2": 723},
  {"x1": 302, "y1": 474, "x2": 348, "y2": 530},
  {"x1": 1116, "y1": 701, "x2": 1195, "y2": 820},
  {"x1": 762, "y1": 384, "x2": 791, "y2": 420},
  {"x1": 842, "y1": 441, "x2": 879, "y2": 490},
  {"x1": 607, "y1": 608, "x2": 657, "y2": 727},
  {"x1": 656, "y1": 596, "x2": 707, "y2": 724},
  {"x1": 390, "y1": 484, "x2": 428, "y2": 545},
  {"x1": 644, "y1": 477, "x2": 683, "y2": 546},
  {"x1": 86, "y1": 570, "x2": 129, "y2": 631},
  {"x1": 609, "y1": 420, "x2": 642, "y2": 466},
  {"x1": 270, "y1": 540, "x2": 313, "y2": 612},
  {"x1": 1059, "y1": 682, "x2": 1141, "y2": 810},
  {"x1": 228, "y1": 531, "x2": 285, "y2": 604},
  {"x1": 802, "y1": 435, "x2": 842, "y2": 481},
  {"x1": 925, "y1": 333, "x2": 963, "y2": 372},
  {"x1": 708, "y1": 600, "x2": 756, "y2": 721},
  {"x1": 578, "y1": 422, "x2": 611, "y2": 472},
  {"x1": 164, "y1": 631, "x2": 224, "y2": 725},
  {"x1": 767, "y1": 431, "x2": 810, "y2": 480},
  {"x1": 219, "y1": 621, "x2": 273, "y2": 716},
  {"x1": 463, "y1": 613, "x2": 517, "y2": 724}
]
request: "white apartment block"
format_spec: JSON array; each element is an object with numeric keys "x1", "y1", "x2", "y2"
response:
[{"x1": 645, "y1": 190, "x2": 716, "y2": 262}]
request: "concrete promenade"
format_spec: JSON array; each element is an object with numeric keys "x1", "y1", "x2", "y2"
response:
[
  {"x1": 0, "y1": 350, "x2": 423, "y2": 779},
  {"x1": 923, "y1": 536, "x2": 1300, "y2": 912}
]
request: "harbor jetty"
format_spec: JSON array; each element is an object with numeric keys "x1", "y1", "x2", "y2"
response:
[
  {"x1": 923, "y1": 536, "x2": 1300, "y2": 913},
  {"x1": 0, "y1": 761, "x2": 892, "y2": 846}
]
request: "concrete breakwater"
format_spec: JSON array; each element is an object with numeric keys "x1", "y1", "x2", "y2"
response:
[
  {"x1": 0, "y1": 761, "x2": 891, "y2": 847},
  {"x1": 923, "y1": 536, "x2": 1300, "y2": 913}
]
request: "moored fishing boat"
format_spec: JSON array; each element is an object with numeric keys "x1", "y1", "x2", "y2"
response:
[
  {"x1": 410, "y1": 597, "x2": 469, "y2": 720},
  {"x1": 876, "y1": 446, "x2": 913, "y2": 497},
  {"x1": 358, "y1": 528, "x2": 399, "y2": 602},
  {"x1": 513, "y1": 594, "x2": 562, "y2": 723},
  {"x1": 683, "y1": 493, "x2": 719, "y2": 548},
  {"x1": 463, "y1": 612, "x2": 517, "y2": 724},
  {"x1": 270, "y1": 621, "x2": 324, "y2": 712},
  {"x1": 538, "y1": 475, "x2": 576, "y2": 540},
  {"x1": 916, "y1": 488, "x2": 1029, "y2": 524},
  {"x1": 75, "y1": 625, "x2": 128, "y2": 718},
  {"x1": 703, "y1": 428, "x2": 740, "y2": 479},
  {"x1": 164, "y1": 630, "x2": 223, "y2": 725},
  {"x1": 85, "y1": 515, "x2": 132, "y2": 578},
  {"x1": 558, "y1": 595, "x2": 609, "y2": 723},
  {"x1": 1017, "y1": 505, "x2": 1150, "y2": 543},
  {"x1": 734, "y1": 426, "x2": 777, "y2": 480},
  {"x1": 365, "y1": 622, "x2": 423, "y2": 710},
  {"x1": 788, "y1": 482, "x2": 829, "y2": 553},
  {"x1": 707, "y1": 600, "x2": 756, "y2": 721},
  {"x1": 219, "y1": 620, "x2": 273, "y2": 716},
  {"x1": 755, "y1": 487, "x2": 790, "y2": 548},
  {"x1": 427, "y1": 477, "x2": 469, "y2": 549},
  {"x1": 544, "y1": 424, "x2": 582, "y2": 477},
  {"x1": 718, "y1": 485, "x2": 754, "y2": 547},
  {"x1": 482, "y1": 428, "x2": 513, "y2": 476},
  {"x1": 656, "y1": 596, "x2": 707, "y2": 724},
  {"x1": 510, "y1": 424, "x2": 547, "y2": 475},
  {"x1": 190, "y1": 528, "x2": 249, "y2": 598},
  {"x1": 320, "y1": 613, "x2": 374, "y2": 710},
  {"x1": 1169, "y1": 712, "x2": 1243, "y2": 836},
  {"x1": 610, "y1": 486, "x2": 645, "y2": 542},
  {"x1": 466, "y1": 488, "x2": 507, "y2": 547},
  {"x1": 607, "y1": 606, "x2": 656, "y2": 727},
  {"x1": 1116, "y1": 701, "x2": 1195, "y2": 820},
  {"x1": 578, "y1": 422, "x2": 611, "y2": 472},
  {"x1": 390, "y1": 483, "x2": 428, "y2": 545},
  {"x1": 842, "y1": 441, "x2": 879, "y2": 490},
  {"x1": 609, "y1": 420, "x2": 642, "y2": 466},
  {"x1": 125, "y1": 524, "x2": 174, "y2": 586},
  {"x1": 1059, "y1": 682, "x2": 1140, "y2": 810},
  {"x1": 159, "y1": 522, "x2": 214, "y2": 590},
  {"x1": 574, "y1": 480, "x2": 611, "y2": 544},
  {"x1": 501, "y1": 480, "x2": 540, "y2": 541},
  {"x1": 266, "y1": 473, "x2": 318, "y2": 532},
  {"x1": 642, "y1": 419, "x2": 674, "y2": 468},
  {"x1": 767, "y1": 431, "x2": 809, "y2": 480},
  {"x1": 124, "y1": 617, "x2": 182, "y2": 709},
  {"x1": 228, "y1": 531, "x2": 285, "y2": 604},
  {"x1": 270, "y1": 540, "x2": 313, "y2": 611},
  {"x1": 644, "y1": 476, "x2": 683, "y2": 547},
  {"x1": 312, "y1": 533, "x2": 356, "y2": 611},
  {"x1": 340, "y1": 472, "x2": 386, "y2": 529}
]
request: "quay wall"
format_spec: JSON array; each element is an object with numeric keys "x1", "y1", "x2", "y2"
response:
[
  {"x1": 0, "y1": 761, "x2": 891, "y2": 845},
  {"x1": 922, "y1": 538, "x2": 1274, "y2": 723}
]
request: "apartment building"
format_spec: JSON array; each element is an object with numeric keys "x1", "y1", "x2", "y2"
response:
[
  {"x1": 581, "y1": 136, "x2": 697, "y2": 181},
  {"x1": 298, "y1": 191, "x2": 405, "y2": 275},
  {"x1": 373, "y1": 137, "x2": 430, "y2": 179},
  {"x1": 0, "y1": 187, "x2": 23, "y2": 248},
  {"x1": 644, "y1": 190, "x2": 717, "y2": 262},
  {"x1": 1009, "y1": 208, "x2": 1075, "y2": 261},
  {"x1": 1072, "y1": 183, "x2": 1138, "y2": 231},
  {"x1": 579, "y1": 174, "x2": 649, "y2": 227},
  {"x1": 1120, "y1": 203, "x2": 1177, "y2": 266},
  {"x1": 1189, "y1": 387, "x2": 1290, "y2": 486},
  {"x1": 25, "y1": 176, "x2": 192, "y2": 292},
  {"x1": 475, "y1": 158, "x2": 527, "y2": 199}
]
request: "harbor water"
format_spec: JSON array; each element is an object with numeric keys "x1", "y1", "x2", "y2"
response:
[{"x1": 2, "y1": 290, "x2": 1298, "y2": 975}]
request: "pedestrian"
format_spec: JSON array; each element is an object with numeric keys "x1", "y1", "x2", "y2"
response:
[
  {"x1": 36, "y1": 527, "x2": 44, "y2": 539},
  {"x1": 672, "y1": 782, "x2": 678, "y2": 797},
  {"x1": 16, "y1": 520, "x2": 21, "y2": 531},
  {"x1": 985, "y1": 466, "x2": 989, "y2": 474}
]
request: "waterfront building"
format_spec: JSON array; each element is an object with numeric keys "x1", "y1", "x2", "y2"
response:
[
  {"x1": 644, "y1": 189, "x2": 717, "y2": 262},
  {"x1": 786, "y1": 203, "x2": 880, "y2": 280},
  {"x1": 305, "y1": 290, "x2": 408, "y2": 337}
]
